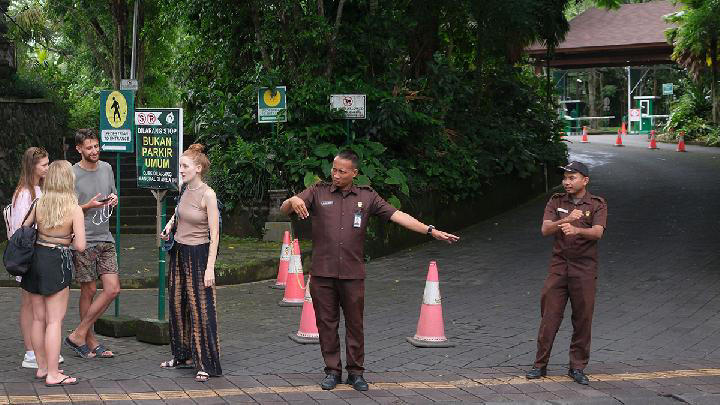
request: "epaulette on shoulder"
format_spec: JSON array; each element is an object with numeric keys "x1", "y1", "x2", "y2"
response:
[
  {"x1": 315, "y1": 181, "x2": 332, "y2": 188},
  {"x1": 355, "y1": 184, "x2": 374, "y2": 190},
  {"x1": 590, "y1": 195, "x2": 606, "y2": 204},
  {"x1": 551, "y1": 192, "x2": 566, "y2": 199}
]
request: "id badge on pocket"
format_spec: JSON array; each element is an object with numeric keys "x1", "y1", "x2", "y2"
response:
[{"x1": 354, "y1": 201, "x2": 363, "y2": 228}]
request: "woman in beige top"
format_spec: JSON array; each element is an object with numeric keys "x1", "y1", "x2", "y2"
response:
[
  {"x1": 21, "y1": 160, "x2": 86, "y2": 386},
  {"x1": 159, "y1": 144, "x2": 221, "y2": 382}
]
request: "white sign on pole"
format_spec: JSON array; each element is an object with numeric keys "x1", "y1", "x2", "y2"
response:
[
  {"x1": 330, "y1": 94, "x2": 366, "y2": 119},
  {"x1": 629, "y1": 109, "x2": 641, "y2": 122},
  {"x1": 121, "y1": 79, "x2": 139, "y2": 91}
]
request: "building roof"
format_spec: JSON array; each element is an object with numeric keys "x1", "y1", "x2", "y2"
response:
[{"x1": 527, "y1": 1, "x2": 679, "y2": 69}]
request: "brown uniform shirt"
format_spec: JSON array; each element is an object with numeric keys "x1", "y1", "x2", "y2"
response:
[
  {"x1": 543, "y1": 191, "x2": 608, "y2": 277},
  {"x1": 296, "y1": 183, "x2": 398, "y2": 279}
]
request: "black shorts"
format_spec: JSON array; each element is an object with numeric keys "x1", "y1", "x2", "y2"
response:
[{"x1": 21, "y1": 245, "x2": 73, "y2": 296}]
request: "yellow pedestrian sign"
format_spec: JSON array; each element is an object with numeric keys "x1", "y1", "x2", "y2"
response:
[
  {"x1": 258, "y1": 86, "x2": 287, "y2": 123},
  {"x1": 99, "y1": 90, "x2": 134, "y2": 153},
  {"x1": 105, "y1": 91, "x2": 128, "y2": 128}
]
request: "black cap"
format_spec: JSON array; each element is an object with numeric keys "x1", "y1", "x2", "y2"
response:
[{"x1": 558, "y1": 161, "x2": 589, "y2": 177}]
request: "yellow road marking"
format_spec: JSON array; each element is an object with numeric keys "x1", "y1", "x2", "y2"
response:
[
  {"x1": 4, "y1": 368, "x2": 720, "y2": 403},
  {"x1": 8, "y1": 395, "x2": 40, "y2": 404}
]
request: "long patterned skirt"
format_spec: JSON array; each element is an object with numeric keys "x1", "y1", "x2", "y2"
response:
[{"x1": 168, "y1": 242, "x2": 222, "y2": 376}]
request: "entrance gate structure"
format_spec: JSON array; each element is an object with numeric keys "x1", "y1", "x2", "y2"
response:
[{"x1": 526, "y1": 1, "x2": 679, "y2": 135}]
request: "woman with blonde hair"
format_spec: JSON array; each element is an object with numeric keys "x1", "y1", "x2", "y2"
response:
[
  {"x1": 160, "y1": 144, "x2": 221, "y2": 382},
  {"x1": 20, "y1": 160, "x2": 86, "y2": 386},
  {"x1": 3, "y1": 147, "x2": 64, "y2": 369}
]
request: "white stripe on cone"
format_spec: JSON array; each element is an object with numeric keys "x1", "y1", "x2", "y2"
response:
[
  {"x1": 280, "y1": 244, "x2": 291, "y2": 261},
  {"x1": 296, "y1": 281, "x2": 319, "y2": 338},
  {"x1": 281, "y1": 244, "x2": 305, "y2": 304},
  {"x1": 422, "y1": 281, "x2": 441, "y2": 305}
]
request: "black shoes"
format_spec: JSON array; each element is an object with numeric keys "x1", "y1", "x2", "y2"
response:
[
  {"x1": 526, "y1": 367, "x2": 589, "y2": 384},
  {"x1": 568, "y1": 368, "x2": 589, "y2": 385},
  {"x1": 320, "y1": 373, "x2": 341, "y2": 390},
  {"x1": 525, "y1": 367, "x2": 547, "y2": 379},
  {"x1": 346, "y1": 374, "x2": 369, "y2": 391}
]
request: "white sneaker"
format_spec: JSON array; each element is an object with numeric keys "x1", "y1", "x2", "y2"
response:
[
  {"x1": 21, "y1": 353, "x2": 37, "y2": 369},
  {"x1": 21, "y1": 353, "x2": 64, "y2": 368}
]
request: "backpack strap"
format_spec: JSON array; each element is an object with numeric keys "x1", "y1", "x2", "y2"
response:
[
  {"x1": 21, "y1": 199, "x2": 39, "y2": 228},
  {"x1": 171, "y1": 184, "x2": 188, "y2": 234}
]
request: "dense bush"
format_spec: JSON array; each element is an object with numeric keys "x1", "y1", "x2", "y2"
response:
[
  {"x1": 167, "y1": 1, "x2": 569, "y2": 217},
  {"x1": 204, "y1": 58, "x2": 566, "y2": 214},
  {"x1": 664, "y1": 80, "x2": 714, "y2": 141}
]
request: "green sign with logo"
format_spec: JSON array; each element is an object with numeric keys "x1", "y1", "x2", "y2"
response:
[
  {"x1": 135, "y1": 108, "x2": 183, "y2": 190},
  {"x1": 257, "y1": 86, "x2": 287, "y2": 123},
  {"x1": 99, "y1": 90, "x2": 135, "y2": 153},
  {"x1": 662, "y1": 83, "x2": 674, "y2": 96}
]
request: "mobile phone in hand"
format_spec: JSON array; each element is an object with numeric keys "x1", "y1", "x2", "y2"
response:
[{"x1": 97, "y1": 197, "x2": 111, "y2": 203}]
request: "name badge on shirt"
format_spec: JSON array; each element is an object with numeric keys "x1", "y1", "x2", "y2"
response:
[
  {"x1": 353, "y1": 201, "x2": 363, "y2": 228},
  {"x1": 320, "y1": 200, "x2": 334, "y2": 206},
  {"x1": 557, "y1": 207, "x2": 568, "y2": 214}
]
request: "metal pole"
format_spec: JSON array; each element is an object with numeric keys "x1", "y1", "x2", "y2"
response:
[
  {"x1": 158, "y1": 196, "x2": 167, "y2": 321},
  {"x1": 626, "y1": 66, "x2": 631, "y2": 132},
  {"x1": 130, "y1": 0, "x2": 139, "y2": 80},
  {"x1": 114, "y1": 153, "x2": 121, "y2": 316},
  {"x1": 345, "y1": 120, "x2": 351, "y2": 145}
]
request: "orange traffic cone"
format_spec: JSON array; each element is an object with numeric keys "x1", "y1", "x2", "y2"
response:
[
  {"x1": 271, "y1": 231, "x2": 292, "y2": 289},
  {"x1": 580, "y1": 126, "x2": 589, "y2": 143},
  {"x1": 279, "y1": 239, "x2": 305, "y2": 307},
  {"x1": 648, "y1": 130, "x2": 658, "y2": 150},
  {"x1": 289, "y1": 276, "x2": 320, "y2": 344},
  {"x1": 406, "y1": 261, "x2": 455, "y2": 348},
  {"x1": 677, "y1": 131, "x2": 686, "y2": 152},
  {"x1": 615, "y1": 132, "x2": 624, "y2": 146},
  {"x1": 614, "y1": 124, "x2": 625, "y2": 147}
]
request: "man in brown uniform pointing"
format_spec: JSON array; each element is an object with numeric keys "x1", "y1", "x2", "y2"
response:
[
  {"x1": 281, "y1": 150, "x2": 459, "y2": 391},
  {"x1": 526, "y1": 161, "x2": 607, "y2": 385}
]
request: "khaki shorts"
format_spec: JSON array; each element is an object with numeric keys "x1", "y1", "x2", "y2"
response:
[{"x1": 73, "y1": 242, "x2": 119, "y2": 283}]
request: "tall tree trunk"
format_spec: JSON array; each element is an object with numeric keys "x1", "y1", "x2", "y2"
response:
[
  {"x1": 135, "y1": 0, "x2": 146, "y2": 105},
  {"x1": 407, "y1": 1, "x2": 440, "y2": 78},
  {"x1": 324, "y1": 0, "x2": 346, "y2": 78},
  {"x1": 110, "y1": 0, "x2": 128, "y2": 89},
  {"x1": 250, "y1": 0, "x2": 271, "y2": 71}
]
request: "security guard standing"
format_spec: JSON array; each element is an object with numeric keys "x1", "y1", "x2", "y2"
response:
[
  {"x1": 280, "y1": 150, "x2": 459, "y2": 391},
  {"x1": 526, "y1": 161, "x2": 607, "y2": 385}
]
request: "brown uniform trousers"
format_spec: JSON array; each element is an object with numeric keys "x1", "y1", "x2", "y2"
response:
[
  {"x1": 310, "y1": 277, "x2": 365, "y2": 376},
  {"x1": 534, "y1": 272, "x2": 596, "y2": 369},
  {"x1": 534, "y1": 191, "x2": 607, "y2": 370}
]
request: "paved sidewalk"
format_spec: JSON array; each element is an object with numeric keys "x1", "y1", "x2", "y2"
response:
[{"x1": 0, "y1": 139, "x2": 719, "y2": 403}]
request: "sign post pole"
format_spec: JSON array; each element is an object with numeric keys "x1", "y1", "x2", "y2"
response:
[
  {"x1": 345, "y1": 120, "x2": 352, "y2": 145},
  {"x1": 134, "y1": 108, "x2": 182, "y2": 343},
  {"x1": 151, "y1": 190, "x2": 168, "y2": 321},
  {"x1": 114, "y1": 153, "x2": 121, "y2": 316},
  {"x1": 99, "y1": 89, "x2": 134, "y2": 319}
]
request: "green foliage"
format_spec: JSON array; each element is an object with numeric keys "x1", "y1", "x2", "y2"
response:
[
  {"x1": 665, "y1": 0, "x2": 720, "y2": 123},
  {"x1": 0, "y1": 73, "x2": 48, "y2": 98},
  {"x1": 167, "y1": 0, "x2": 569, "y2": 221},
  {"x1": 665, "y1": 80, "x2": 714, "y2": 140}
]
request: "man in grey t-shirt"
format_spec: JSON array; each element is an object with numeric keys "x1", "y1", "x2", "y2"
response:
[{"x1": 64, "y1": 129, "x2": 120, "y2": 359}]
